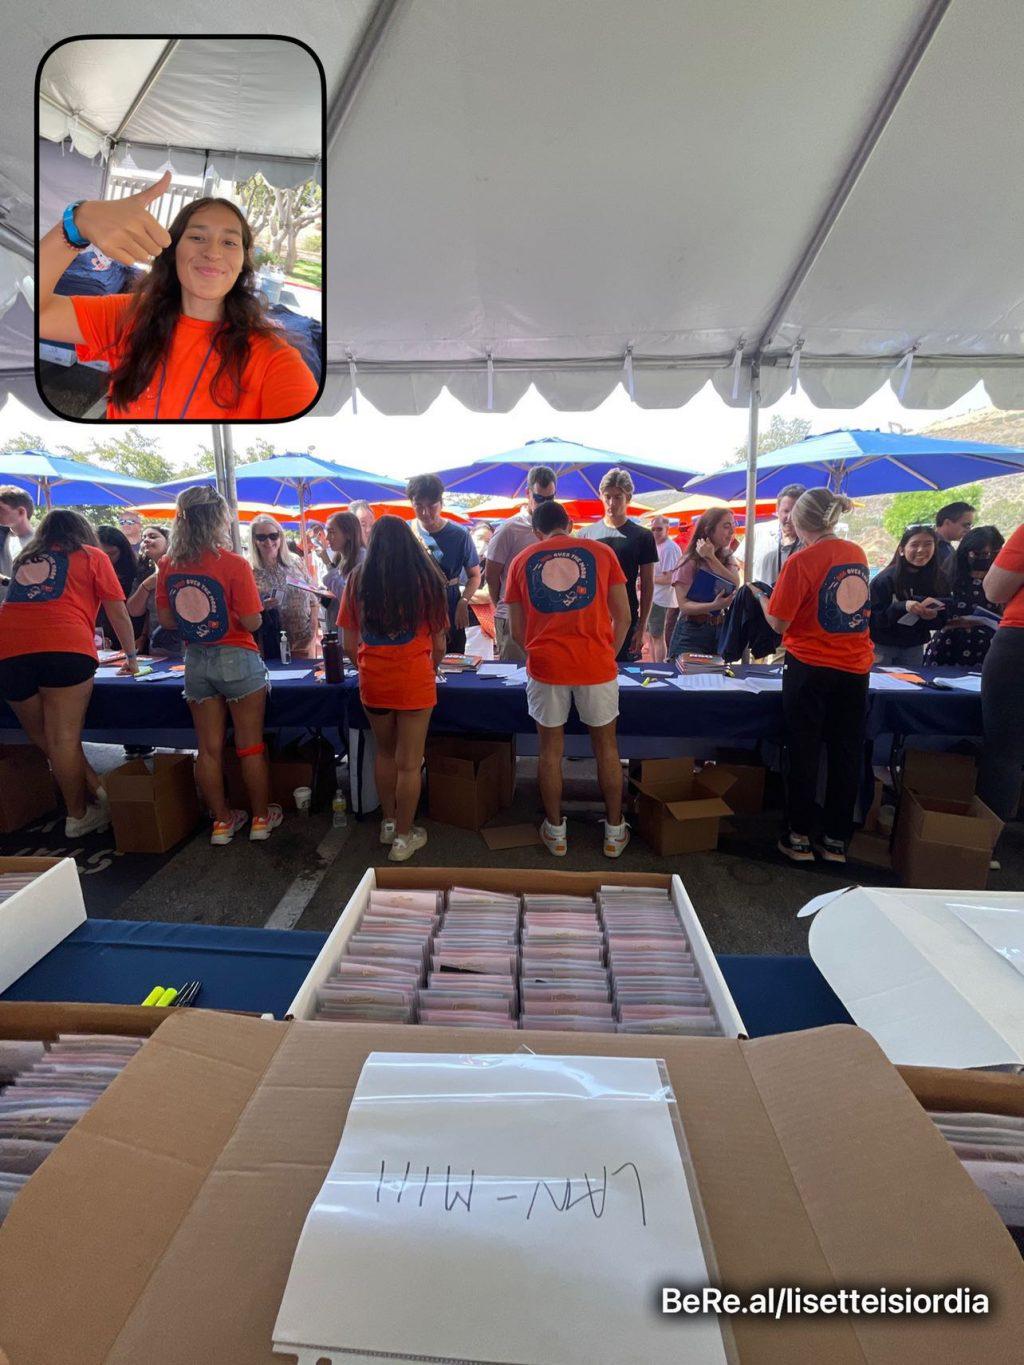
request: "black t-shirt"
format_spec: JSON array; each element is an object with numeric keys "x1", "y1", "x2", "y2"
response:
[{"x1": 578, "y1": 518, "x2": 659, "y2": 629}]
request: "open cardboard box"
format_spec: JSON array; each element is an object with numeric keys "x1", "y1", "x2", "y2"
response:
[
  {"x1": 629, "y1": 757, "x2": 735, "y2": 855},
  {"x1": 0, "y1": 857, "x2": 85, "y2": 996},
  {"x1": 892, "y1": 749, "x2": 1001, "y2": 889},
  {"x1": 287, "y1": 866, "x2": 745, "y2": 1037},
  {"x1": 799, "y1": 885, "x2": 1024, "y2": 1068},
  {"x1": 425, "y1": 736, "x2": 516, "y2": 829},
  {"x1": 0, "y1": 1010, "x2": 1021, "y2": 1364}
]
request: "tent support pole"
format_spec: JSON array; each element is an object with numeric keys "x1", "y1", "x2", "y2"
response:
[
  {"x1": 754, "y1": 0, "x2": 952, "y2": 355},
  {"x1": 743, "y1": 361, "x2": 760, "y2": 583},
  {"x1": 326, "y1": 0, "x2": 406, "y2": 154},
  {"x1": 0, "y1": 224, "x2": 32, "y2": 264},
  {"x1": 217, "y1": 425, "x2": 242, "y2": 553},
  {"x1": 112, "y1": 40, "x2": 181, "y2": 141}
]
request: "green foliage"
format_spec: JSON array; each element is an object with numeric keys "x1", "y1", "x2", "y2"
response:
[
  {"x1": 75, "y1": 428, "x2": 175, "y2": 486},
  {"x1": 881, "y1": 483, "x2": 983, "y2": 541},
  {"x1": 733, "y1": 414, "x2": 811, "y2": 462},
  {"x1": 287, "y1": 260, "x2": 322, "y2": 289},
  {"x1": 299, "y1": 230, "x2": 321, "y2": 254}
]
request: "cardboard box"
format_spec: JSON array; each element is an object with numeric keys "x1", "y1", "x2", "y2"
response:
[
  {"x1": 799, "y1": 885, "x2": 1024, "y2": 1068},
  {"x1": 224, "y1": 733, "x2": 335, "y2": 813},
  {"x1": 900, "y1": 748, "x2": 977, "y2": 803},
  {"x1": 0, "y1": 743, "x2": 57, "y2": 833},
  {"x1": 1, "y1": 1011, "x2": 1022, "y2": 1364},
  {"x1": 847, "y1": 829, "x2": 893, "y2": 869},
  {"x1": 428, "y1": 733, "x2": 516, "y2": 806},
  {"x1": 893, "y1": 789, "x2": 1002, "y2": 889},
  {"x1": 287, "y1": 867, "x2": 746, "y2": 1038},
  {"x1": 0, "y1": 999, "x2": 170, "y2": 1041},
  {"x1": 0, "y1": 857, "x2": 85, "y2": 995},
  {"x1": 105, "y1": 754, "x2": 201, "y2": 854},
  {"x1": 701, "y1": 759, "x2": 766, "y2": 815},
  {"x1": 425, "y1": 737, "x2": 508, "y2": 830},
  {"x1": 629, "y1": 757, "x2": 734, "y2": 855}
]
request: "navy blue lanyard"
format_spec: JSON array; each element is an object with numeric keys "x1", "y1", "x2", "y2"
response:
[{"x1": 153, "y1": 335, "x2": 218, "y2": 419}]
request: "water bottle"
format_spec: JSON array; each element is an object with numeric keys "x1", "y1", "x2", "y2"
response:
[
  {"x1": 332, "y1": 789, "x2": 348, "y2": 828},
  {"x1": 322, "y1": 631, "x2": 344, "y2": 684},
  {"x1": 278, "y1": 630, "x2": 291, "y2": 665}
]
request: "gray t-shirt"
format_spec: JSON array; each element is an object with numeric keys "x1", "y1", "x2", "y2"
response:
[{"x1": 485, "y1": 513, "x2": 540, "y2": 620}]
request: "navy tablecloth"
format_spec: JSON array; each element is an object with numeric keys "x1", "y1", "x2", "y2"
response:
[
  {"x1": 0, "y1": 661, "x2": 981, "y2": 742},
  {"x1": 0, "y1": 919, "x2": 853, "y2": 1035}
]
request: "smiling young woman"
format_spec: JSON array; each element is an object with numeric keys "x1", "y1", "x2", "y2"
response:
[{"x1": 37, "y1": 172, "x2": 319, "y2": 421}]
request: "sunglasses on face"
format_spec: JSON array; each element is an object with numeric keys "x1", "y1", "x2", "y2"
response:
[
  {"x1": 254, "y1": 532, "x2": 280, "y2": 542},
  {"x1": 903, "y1": 523, "x2": 933, "y2": 534},
  {"x1": 118, "y1": 518, "x2": 140, "y2": 527},
  {"x1": 531, "y1": 492, "x2": 556, "y2": 504}
]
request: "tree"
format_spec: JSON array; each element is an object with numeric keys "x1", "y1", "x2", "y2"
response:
[
  {"x1": 882, "y1": 483, "x2": 983, "y2": 541},
  {"x1": 77, "y1": 428, "x2": 175, "y2": 485},
  {"x1": 734, "y1": 415, "x2": 811, "y2": 462},
  {"x1": 237, "y1": 173, "x2": 322, "y2": 274},
  {"x1": 1, "y1": 431, "x2": 76, "y2": 459},
  {"x1": 175, "y1": 435, "x2": 280, "y2": 480}
]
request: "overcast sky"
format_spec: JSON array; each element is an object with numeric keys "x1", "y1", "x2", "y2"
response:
[{"x1": 0, "y1": 378, "x2": 989, "y2": 481}]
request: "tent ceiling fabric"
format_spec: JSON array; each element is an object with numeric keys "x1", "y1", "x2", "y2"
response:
[{"x1": 3, "y1": 1, "x2": 1024, "y2": 415}]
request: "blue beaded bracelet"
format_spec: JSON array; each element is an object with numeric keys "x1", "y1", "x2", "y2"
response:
[{"x1": 61, "y1": 201, "x2": 90, "y2": 249}]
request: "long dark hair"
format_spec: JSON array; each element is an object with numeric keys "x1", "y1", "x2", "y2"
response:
[
  {"x1": 97, "y1": 525, "x2": 138, "y2": 596},
  {"x1": 12, "y1": 509, "x2": 98, "y2": 570},
  {"x1": 684, "y1": 507, "x2": 735, "y2": 566},
  {"x1": 885, "y1": 525, "x2": 945, "y2": 598},
  {"x1": 107, "y1": 198, "x2": 280, "y2": 411},
  {"x1": 953, "y1": 525, "x2": 1004, "y2": 593},
  {"x1": 354, "y1": 515, "x2": 448, "y2": 638},
  {"x1": 326, "y1": 511, "x2": 363, "y2": 575}
]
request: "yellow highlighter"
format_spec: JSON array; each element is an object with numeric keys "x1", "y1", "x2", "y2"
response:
[
  {"x1": 140, "y1": 986, "x2": 165, "y2": 1006},
  {"x1": 154, "y1": 987, "x2": 178, "y2": 1007}
]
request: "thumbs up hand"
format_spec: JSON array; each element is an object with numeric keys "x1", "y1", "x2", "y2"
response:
[{"x1": 74, "y1": 170, "x2": 174, "y2": 267}]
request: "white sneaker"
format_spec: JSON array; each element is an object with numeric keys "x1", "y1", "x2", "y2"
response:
[
  {"x1": 250, "y1": 804, "x2": 284, "y2": 842},
  {"x1": 540, "y1": 818, "x2": 568, "y2": 857},
  {"x1": 603, "y1": 820, "x2": 631, "y2": 858},
  {"x1": 388, "y1": 826, "x2": 427, "y2": 862},
  {"x1": 65, "y1": 802, "x2": 111, "y2": 839},
  {"x1": 211, "y1": 809, "x2": 249, "y2": 846},
  {"x1": 380, "y1": 819, "x2": 396, "y2": 845}
]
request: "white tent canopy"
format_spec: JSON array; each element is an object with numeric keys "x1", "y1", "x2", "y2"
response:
[{"x1": 2, "y1": 0, "x2": 1024, "y2": 418}]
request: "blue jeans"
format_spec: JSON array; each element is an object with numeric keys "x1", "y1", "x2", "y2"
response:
[{"x1": 183, "y1": 644, "x2": 269, "y2": 704}]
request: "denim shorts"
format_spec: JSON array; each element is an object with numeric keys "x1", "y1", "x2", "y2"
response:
[{"x1": 183, "y1": 644, "x2": 270, "y2": 704}]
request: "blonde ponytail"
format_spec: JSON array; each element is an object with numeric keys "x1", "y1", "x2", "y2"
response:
[{"x1": 792, "y1": 487, "x2": 852, "y2": 538}]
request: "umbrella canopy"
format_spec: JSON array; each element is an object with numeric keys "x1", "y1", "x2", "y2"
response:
[
  {"x1": 468, "y1": 497, "x2": 652, "y2": 522},
  {"x1": 435, "y1": 438, "x2": 696, "y2": 499},
  {"x1": 0, "y1": 450, "x2": 158, "y2": 508},
  {"x1": 133, "y1": 500, "x2": 301, "y2": 528},
  {"x1": 652, "y1": 494, "x2": 779, "y2": 525},
  {"x1": 307, "y1": 501, "x2": 470, "y2": 526},
  {"x1": 684, "y1": 428, "x2": 1024, "y2": 500},
  {"x1": 160, "y1": 454, "x2": 403, "y2": 508}
]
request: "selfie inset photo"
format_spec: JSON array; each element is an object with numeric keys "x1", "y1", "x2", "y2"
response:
[{"x1": 35, "y1": 35, "x2": 324, "y2": 423}]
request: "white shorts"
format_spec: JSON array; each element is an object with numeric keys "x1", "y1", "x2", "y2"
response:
[{"x1": 526, "y1": 677, "x2": 620, "y2": 729}]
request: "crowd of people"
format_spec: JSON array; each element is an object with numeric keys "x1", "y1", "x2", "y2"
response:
[{"x1": 0, "y1": 472, "x2": 1021, "y2": 865}]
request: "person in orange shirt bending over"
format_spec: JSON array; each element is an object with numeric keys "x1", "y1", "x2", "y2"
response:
[
  {"x1": 37, "y1": 171, "x2": 318, "y2": 421},
  {"x1": 340, "y1": 517, "x2": 449, "y2": 862},
  {"x1": 505, "y1": 500, "x2": 633, "y2": 858},
  {"x1": 751, "y1": 488, "x2": 873, "y2": 866}
]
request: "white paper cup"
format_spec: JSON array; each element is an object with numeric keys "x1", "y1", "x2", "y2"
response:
[{"x1": 293, "y1": 786, "x2": 312, "y2": 813}]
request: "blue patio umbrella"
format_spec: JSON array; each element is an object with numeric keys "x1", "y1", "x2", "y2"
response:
[
  {"x1": 683, "y1": 428, "x2": 1024, "y2": 500},
  {"x1": 160, "y1": 453, "x2": 403, "y2": 508},
  {"x1": 434, "y1": 437, "x2": 697, "y2": 499},
  {"x1": 0, "y1": 450, "x2": 159, "y2": 509}
]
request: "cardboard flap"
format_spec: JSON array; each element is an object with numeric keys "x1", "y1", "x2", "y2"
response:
[
  {"x1": 428, "y1": 753, "x2": 483, "y2": 781},
  {"x1": 905, "y1": 792, "x2": 1003, "y2": 852},
  {"x1": 661, "y1": 796, "x2": 733, "y2": 823},
  {"x1": 695, "y1": 766, "x2": 737, "y2": 798},
  {"x1": 903, "y1": 750, "x2": 976, "y2": 802}
]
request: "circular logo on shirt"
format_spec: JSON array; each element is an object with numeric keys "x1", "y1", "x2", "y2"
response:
[
  {"x1": 7, "y1": 551, "x2": 69, "y2": 603},
  {"x1": 167, "y1": 574, "x2": 230, "y2": 642},
  {"x1": 526, "y1": 547, "x2": 598, "y2": 613},
  {"x1": 817, "y1": 563, "x2": 870, "y2": 634}
]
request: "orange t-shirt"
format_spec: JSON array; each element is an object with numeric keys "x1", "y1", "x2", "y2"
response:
[
  {"x1": 71, "y1": 294, "x2": 319, "y2": 420},
  {"x1": 995, "y1": 524, "x2": 1024, "y2": 630},
  {"x1": 768, "y1": 537, "x2": 873, "y2": 674},
  {"x1": 503, "y1": 533, "x2": 627, "y2": 685},
  {"x1": 156, "y1": 549, "x2": 262, "y2": 653},
  {"x1": 0, "y1": 543, "x2": 123, "y2": 661},
  {"x1": 338, "y1": 583, "x2": 437, "y2": 711}
]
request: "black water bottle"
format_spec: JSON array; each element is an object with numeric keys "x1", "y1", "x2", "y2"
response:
[{"x1": 323, "y1": 631, "x2": 344, "y2": 684}]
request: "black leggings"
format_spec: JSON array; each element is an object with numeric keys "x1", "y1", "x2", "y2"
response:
[
  {"x1": 782, "y1": 654, "x2": 869, "y2": 841},
  {"x1": 977, "y1": 627, "x2": 1024, "y2": 821}
]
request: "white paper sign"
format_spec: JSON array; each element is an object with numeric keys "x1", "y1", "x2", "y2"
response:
[
  {"x1": 273, "y1": 1052, "x2": 726, "y2": 1365},
  {"x1": 950, "y1": 901, "x2": 1024, "y2": 980}
]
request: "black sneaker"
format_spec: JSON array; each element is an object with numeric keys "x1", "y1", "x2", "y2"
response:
[
  {"x1": 778, "y1": 833, "x2": 814, "y2": 863},
  {"x1": 815, "y1": 836, "x2": 847, "y2": 864}
]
